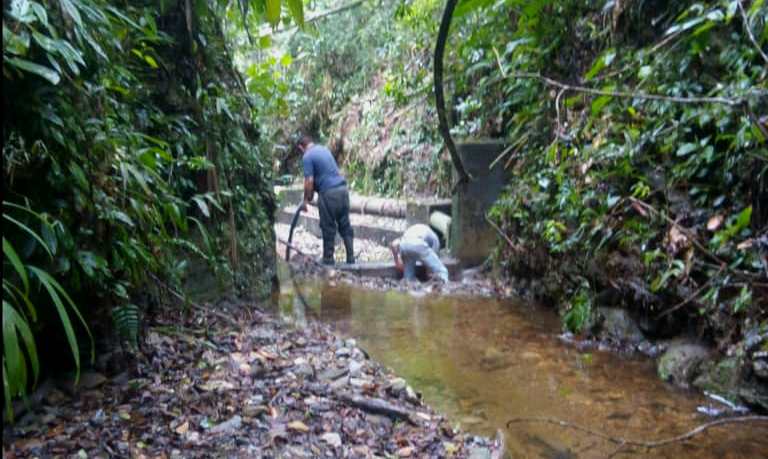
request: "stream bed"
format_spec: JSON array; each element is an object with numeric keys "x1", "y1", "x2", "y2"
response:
[{"x1": 275, "y1": 279, "x2": 768, "y2": 458}]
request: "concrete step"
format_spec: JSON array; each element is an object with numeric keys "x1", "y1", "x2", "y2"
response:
[
  {"x1": 337, "y1": 258, "x2": 461, "y2": 280},
  {"x1": 277, "y1": 206, "x2": 406, "y2": 246}
]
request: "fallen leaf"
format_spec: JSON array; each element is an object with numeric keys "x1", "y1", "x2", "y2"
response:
[
  {"x1": 397, "y1": 446, "x2": 414, "y2": 457},
  {"x1": 707, "y1": 214, "x2": 724, "y2": 231},
  {"x1": 175, "y1": 421, "x2": 189, "y2": 435},
  {"x1": 287, "y1": 420, "x2": 309, "y2": 432}
]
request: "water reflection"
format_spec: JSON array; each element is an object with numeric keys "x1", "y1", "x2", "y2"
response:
[{"x1": 276, "y1": 280, "x2": 768, "y2": 458}]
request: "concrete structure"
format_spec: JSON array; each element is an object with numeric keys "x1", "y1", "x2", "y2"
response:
[
  {"x1": 277, "y1": 205, "x2": 406, "y2": 246},
  {"x1": 406, "y1": 198, "x2": 452, "y2": 227},
  {"x1": 451, "y1": 140, "x2": 510, "y2": 267},
  {"x1": 337, "y1": 257, "x2": 461, "y2": 281}
]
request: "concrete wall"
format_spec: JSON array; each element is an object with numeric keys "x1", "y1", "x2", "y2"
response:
[{"x1": 451, "y1": 140, "x2": 510, "y2": 267}]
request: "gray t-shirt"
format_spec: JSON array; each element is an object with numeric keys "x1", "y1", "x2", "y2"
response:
[
  {"x1": 302, "y1": 144, "x2": 345, "y2": 193},
  {"x1": 401, "y1": 224, "x2": 440, "y2": 251}
]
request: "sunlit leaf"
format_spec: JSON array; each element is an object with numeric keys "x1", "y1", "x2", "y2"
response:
[{"x1": 5, "y1": 57, "x2": 60, "y2": 85}]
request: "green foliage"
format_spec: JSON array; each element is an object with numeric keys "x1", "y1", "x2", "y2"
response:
[
  {"x1": 3, "y1": 0, "x2": 301, "y2": 418},
  {"x1": 2, "y1": 202, "x2": 92, "y2": 421},
  {"x1": 563, "y1": 286, "x2": 593, "y2": 334},
  {"x1": 476, "y1": 0, "x2": 766, "y2": 340}
]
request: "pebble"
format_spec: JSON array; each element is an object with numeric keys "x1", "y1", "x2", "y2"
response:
[
  {"x1": 349, "y1": 360, "x2": 363, "y2": 377},
  {"x1": 335, "y1": 347, "x2": 351, "y2": 357},
  {"x1": 321, "y1": 432, "x2": 342, "y2": 447}
]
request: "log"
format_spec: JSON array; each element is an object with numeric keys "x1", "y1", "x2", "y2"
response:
[
  {"x1": 348, "y1": 196, "x2": 407, "y2": 218},
  {"x1": 338, "y1": 393, "x2": 418, "y2": 425}
]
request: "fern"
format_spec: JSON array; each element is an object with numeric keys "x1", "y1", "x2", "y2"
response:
[{"x1": 112, "y1": 303, "x2": 141, "y2": 351}]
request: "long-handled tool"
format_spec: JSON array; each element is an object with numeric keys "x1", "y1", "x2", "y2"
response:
[{"x1": 285, "y1": 204, "x2": 303, "y2": 261}]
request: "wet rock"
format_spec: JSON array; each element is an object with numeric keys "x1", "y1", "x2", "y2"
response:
[
  {"x1": 209, "y1": 415, "x2": 242, "y2": 435},
  {"x1": 596, "y1": 308, "x2": 645, "y2": 345},
  {"x1": 320, "y1": 432, "x2": 342, "y2": 447},
  {"x1": 335, "y1": 347, "x2": 352, "y2": 358},
  {"x1": 348, "y1": 360, "x2": 363, "y2": 377},
  {"x1": 693, "y1": 356, "x2": 768, "y2": 411},
  {"x1": 467, "y1": 444, "x2": 493, "y2": 459},
  {"x1": 388, "y1": 377, "x2": 407, "y2": 395},
  {"x1": 318, "y1": 366, "x2": 348, "y2": 382},
  {"x1": 658, "y1": 341, "x2": 710, "y2": 386},
  {"x1": 404, "y1": 386, "x2": 420, "y2": 404}
]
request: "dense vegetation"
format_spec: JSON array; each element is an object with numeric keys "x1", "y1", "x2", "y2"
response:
[
  {"x1": 3, "y1": 0, "x2": 304, "y2": 419},
  {"x1": 3, "y1": 0, "x2": 766, "y2": 420},
  {"x1": 260, "y1": 0, "x2": 766, "y2": 361}
]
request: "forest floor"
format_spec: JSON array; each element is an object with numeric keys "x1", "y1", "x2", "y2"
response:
[{"x1": 2, "y1": 296, "x2": 502, "y2": 458}]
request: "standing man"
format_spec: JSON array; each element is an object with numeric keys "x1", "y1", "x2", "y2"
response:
[
  {"x1": 297, "y1": 135, "x2": 355, "y2": 265},
  {"x1": 390, "y1": 224, "x2": 449, "y2": 283}
]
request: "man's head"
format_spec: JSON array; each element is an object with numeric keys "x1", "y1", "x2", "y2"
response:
[{"x1": 296, "y1": 134, "x2": 314, "y2": 153}]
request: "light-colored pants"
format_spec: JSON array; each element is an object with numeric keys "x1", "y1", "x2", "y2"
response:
[{"x1": 399, "y1": 240, "x2": 449, "y2": 282}]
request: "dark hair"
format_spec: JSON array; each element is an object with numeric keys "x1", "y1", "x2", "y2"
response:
[{"x1": 297, "y1": 134, "x2": 313, "y2": 148}]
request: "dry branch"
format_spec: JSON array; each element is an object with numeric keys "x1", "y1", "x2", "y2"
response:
[
  {"x1": 657, "y1": 266, "x2": 726, "y2": 319},
  {"x1": 338, "y1": 393, "x2": 419, "y2": 425},
  {"x1": 506, "y1": 415, "x2": 768, "y2": 449},
  {"x1": 507, "y1": 72, "x2": 742, "y2": 106}
]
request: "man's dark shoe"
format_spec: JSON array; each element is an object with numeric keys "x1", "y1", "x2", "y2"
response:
[{"x1": 321, "y1": 258, "x2": 335, "y2": 266}]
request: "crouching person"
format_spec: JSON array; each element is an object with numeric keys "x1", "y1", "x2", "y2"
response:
[{"x1": 390, "y1": 224, "x2": 449, "y2": 283}]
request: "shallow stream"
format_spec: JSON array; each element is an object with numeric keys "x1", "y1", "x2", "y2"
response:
[{"x1": 274, "y1": 277, "x2": 768, "y2": 458}]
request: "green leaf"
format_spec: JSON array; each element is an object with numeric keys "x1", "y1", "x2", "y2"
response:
[
  {"x1": 3, "y1": 301, "x2": 27, "y2": 395},
  {"x1": 584, "y1": 49, "x2": 615, "y2": 81},
  {"x1": 4, "y1": 301, "x2": 39, "y2": 386},
  {"x1": 454, "y1": 0, "x2": 494, "y2": 18},
  {"x1": 2, "y1": 214, "x2": 53, "y2": 259},
  {"x1": 676, "y1": 143, "x2": 697, "y2": 156},
  {"x1": 192, "y1": 196, "x2": 210, "y2": 217},
  {"x1": 111, "y1": 211, "x2": 135, "y2": 227},
  {"x1": 60, "y1": 0, "x2": 84, "y2": 28},
  {"x1": 5, "y1": 57, "x2": 60, "y2": 85},
  {"x1": 735, "y1": 206, "x2": 752, "y2": 229},
  {"x1": 3, "y1": 24, "x2": 30, "y2": 55},
  {"x1": 286, "y1": 0, "x2": 303, "y2": 27},
  {"x1": 3, "y1": 238, "x2": 29, "y2": 294},
  {"x1": 28, "y1": 266, "x2": 93, "y2": 375},
  {"x1": 265, "y1": 0, "x2": 281, "y2": 26},
  {"x1": 591, "y1": 95, "x2": 612, "y2": 116}
]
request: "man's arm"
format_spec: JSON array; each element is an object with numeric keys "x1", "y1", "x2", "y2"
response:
[
  {"x1": 390, "y1": 240, "x2": 404, "y2": 275},
  {"x1": 301, "y1": 176, "x2": 314, "y2": 212}
]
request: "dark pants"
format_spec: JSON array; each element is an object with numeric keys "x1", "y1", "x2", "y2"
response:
[{"x1": 318, "y1": 185, "x2": 354, "y2": 264}]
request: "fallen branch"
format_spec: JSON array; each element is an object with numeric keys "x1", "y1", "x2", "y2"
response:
[
  {"x1": 337, "y1": 393, "x2": 418, "y2": 425},
  {"x1": 486, "y1": 216, "x2": 521, "y2": 252},
  {"x1": 506, "y1": 415, "x2": 768, "y2": 449},
  {"x1": 657, "y1": 265, "x2": 726, "y2": 319}
]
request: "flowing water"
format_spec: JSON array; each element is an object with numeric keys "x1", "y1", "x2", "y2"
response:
[{"x1": 274, "y1": 277, "x2": 768, "y2": 458}]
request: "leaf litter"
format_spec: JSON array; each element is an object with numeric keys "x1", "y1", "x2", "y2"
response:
[{"x1": 3, "y1": 298, "x2": 500, "y2": 458}]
